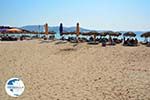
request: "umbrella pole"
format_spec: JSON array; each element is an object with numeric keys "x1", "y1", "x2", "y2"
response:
[
  {"x1": 77, "y1": 35, "x2": 79, "y2": 43},
  {"x1": 94, "y1": 34, "x2": 96, "y2": 43}
]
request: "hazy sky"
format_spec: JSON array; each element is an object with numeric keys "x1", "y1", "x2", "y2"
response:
[{"x1": 1, "y1": 0, "x2": 150, "y2": 31}]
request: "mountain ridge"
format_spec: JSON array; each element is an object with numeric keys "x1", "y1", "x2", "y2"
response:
[{"x1": 21, "y1": 25, "x2": 145, "y2": 33}]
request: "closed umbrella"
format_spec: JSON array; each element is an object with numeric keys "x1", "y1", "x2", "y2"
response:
[
  {"x1": 76, "y1": 23, "x2": 80, "y2": 42},
  {"x1": 76, "y1": 23, "x2": 80, "y2": 36},
  {"x1": 44, "y1": 23, "x2": 49, "y2": 35},
  {"x1": 59, "y1": 23, "x2": 63, "y2": 36}
]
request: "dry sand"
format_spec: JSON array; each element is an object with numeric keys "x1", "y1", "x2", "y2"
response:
[{"x1": 0, "y1": 40, "x2": 150, "y2": 100}]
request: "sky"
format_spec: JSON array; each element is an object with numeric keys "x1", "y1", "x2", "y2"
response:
[{"x1": 1, "y1": 0, "x2": 150, "y2": 31}]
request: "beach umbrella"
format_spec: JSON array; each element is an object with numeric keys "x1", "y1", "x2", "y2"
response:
[
  {"x1": 81, "y1": 31, "x2": 99, "y2": 36},
  {"x1": 115, "y1": 32, "x2": 122, "y2": 37},
  {"x1": 81, "y1": 32, "x2": 91, "y2": 36},
  {"x1": 123, "y1": 32, "x2": 136, "y2": 37},
  {"x1": 0, "y1": 29, "x2": 7, "y2": 34},
  {"x1": 99, "y1": 32, "x2": 108, "y2": 36},
  {"x1": 0, "y1": 27, "x2": 31, "y2": 35},
  {"x1": 107, "y1": 31, "x2": 122, "y2": 37},
  {"x1": 88, "y1": 31, "x2": 99, "y2": 41},
  {"x1": 59, "y1": 23, "x2": 63, "y2": 36},
  {"x1": 88, "y1": 31, "x2": 99, "y2": 35},
  {"x1": 141, "y1": 32, "x2": 150, "y2": 38},
  {"x1": 76, "y1": 23, "x2": 80, "y2": 42},
  {"x1": 44, "y1": 23, "x2": 49, "y2": 35},
  {"x1": 5, "y1": 28, "x2": 23, "y2": 34},
  {"x1": 76, "y1": 23, "x2": 80, "y2": 36},
  {"x1": 91, "y1": 31, "x2": 99, "y2": 35},
  {"x1": 106, "y1": 31, "x2": 115, "y2": 36}
]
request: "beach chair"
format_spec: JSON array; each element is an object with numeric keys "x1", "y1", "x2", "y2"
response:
[
  {"x1": 88, "y1": 41, "x2": 99, "y2": 45},
  {"x1": 147, "y1": 42, "x2": 150, "y2": 47}
]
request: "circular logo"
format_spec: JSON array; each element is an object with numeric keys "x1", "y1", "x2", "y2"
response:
[{"x1": 5, "y1": 77, "x2": 25, "y2": 97}]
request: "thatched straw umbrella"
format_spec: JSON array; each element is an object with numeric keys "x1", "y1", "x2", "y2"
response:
[
  {"x1": 81, "y1": 32, "x2": 91, "y2": 36},
  {"x1": 101, "y1": 31, "x2": 121, "y2": 37},
  {"x1": 141, "y1": 32, "x2": 150, "y2": 44},
  {"x1": 141, "y1": 32, "x2": 150, "y2": 38},
  {"x1": 83, "y1": 31, "x2": 98, "y2": 35},
  {"x1": 91, "y1": 31, "x2": 99, "y2": 40},
  {"x1": 124, "y1": 32, "x2": 136, "y2": 37},
  {"x1": 114, "y1": 32, "x2": 122, "y2": 37},
  {"x1": 85, "y1": 31, "x2": 99, "y2": 41},
  {"x1": 108, "y1": 32, "x2": 122, "y2": 37},
  {"x1": 104, "y1": 31, "x2": 115, "y2": 44},
  {"x1": 99, "y1": 32, "x2": 108, "y2": 37},
  {"x1": 106, "y1": 31, "x2": 114, "y2": 36},
  {"x1": 123, "y1": 32, "x2": 136, "y2": 43}
]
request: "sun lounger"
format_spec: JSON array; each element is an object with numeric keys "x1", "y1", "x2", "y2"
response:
[
  {"x1": 140, "y1": 41, "x2": 148, "y2": 45},
  {"x1": 1, "y1": 36, "x2": 18, "y2": 41},
  {"x1": 147, "y1": 42, "x2": 150, "y2": 47},
  {"x1": 88, "y1": 41, "x2": 99, "y2": 45}
]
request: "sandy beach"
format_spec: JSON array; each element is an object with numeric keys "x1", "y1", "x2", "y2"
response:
[{"x1": 0, "y1": 40, "x2": 150, "y2": 100}]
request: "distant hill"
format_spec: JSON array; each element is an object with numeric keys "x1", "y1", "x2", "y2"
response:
[
  {"x1": 21, "y1": 25, "x2": 145, "y2": 35},
  {"x1": 21, "y1": 25, "x2": 91, "y2": 32}
]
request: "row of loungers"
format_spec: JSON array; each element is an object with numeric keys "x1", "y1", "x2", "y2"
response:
[
  {"x1": 0, "y1": 36, "x2": 18, "y2": 41},
  {"x1": 60, "y1": 37, "x2": 124, "y2": 46},
  {"x1": 61, "y1": 37, "x2": 122, "y2": 43},
  {"x1": 0, "y1": 36, "x2": 149, "y2": 47},
  {"x1": 60, "y1": 36, "x2": 145, "y2": 47},
  {"x1": 0, "y1": 35, "x2": 55, "y2": 41}
]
